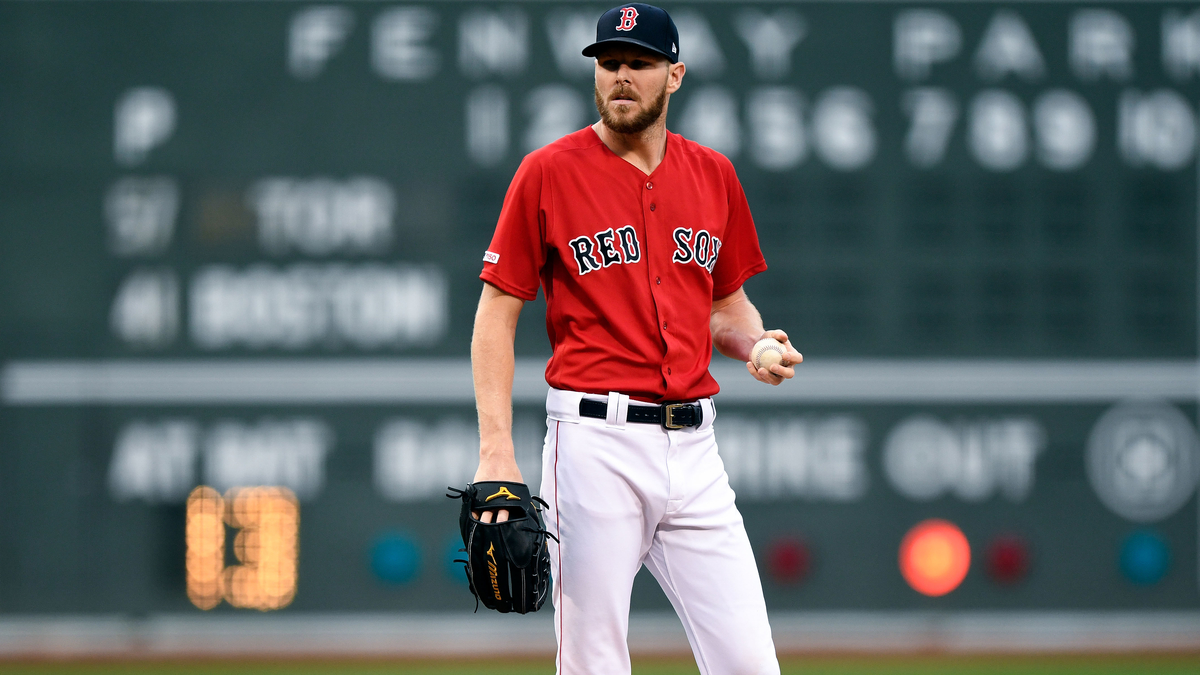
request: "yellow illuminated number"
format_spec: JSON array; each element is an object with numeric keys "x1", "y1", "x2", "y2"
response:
[
  {"x1": 185, "y1": 485, "x2": 299, "y2": 611},
  {"x1": 185, "y1": 486, "x2": 226, "y2": 610},
  {"x1": 225, "y1": 486, "x2": 300, "y2": 610}
]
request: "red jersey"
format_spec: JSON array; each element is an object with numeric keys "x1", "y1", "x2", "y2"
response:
[{"x1": 480, "y1": 127, "x2": 767, "y2": 403}]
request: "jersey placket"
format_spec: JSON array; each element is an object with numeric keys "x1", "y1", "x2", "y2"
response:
[{"x1": 642, "y1": 176, "x2": 676, "y2": 391}]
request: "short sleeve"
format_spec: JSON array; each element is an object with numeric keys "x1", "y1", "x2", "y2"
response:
[
  {"x1": 711, "y1": 159, "x2": 767, "y2": 298},
  {"x1": 480, "y1": 155, "x2": 547, "y2": 301}
]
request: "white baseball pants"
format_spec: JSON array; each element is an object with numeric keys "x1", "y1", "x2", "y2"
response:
[{"x1": 540, "y1": 388, "x2": 780, "y2": 675}]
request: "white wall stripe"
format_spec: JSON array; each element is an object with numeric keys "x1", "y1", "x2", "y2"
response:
[{"x1": 1, "y1": 359, "x2": 1196, "y2": 405}]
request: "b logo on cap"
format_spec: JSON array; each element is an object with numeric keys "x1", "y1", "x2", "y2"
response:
[{"x1": 616, "y1": 7, "x2": 638, "y2": 31}]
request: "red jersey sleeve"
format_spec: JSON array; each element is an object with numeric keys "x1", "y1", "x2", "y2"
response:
[
  {"x1": 711, "y1": 158, "x2": 767, "y2": 298},
  {"x1": 479, "y1": 155, "x2": 547, "y2": 301}
]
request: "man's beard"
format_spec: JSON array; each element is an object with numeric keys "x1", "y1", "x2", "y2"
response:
[{"x1": 595, "y1": 82, "x2": 667, "y2": 135}]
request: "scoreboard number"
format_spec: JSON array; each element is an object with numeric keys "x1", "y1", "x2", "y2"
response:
[{"x1": 186, "y1": 486, "x2": 299, "y2": 611}]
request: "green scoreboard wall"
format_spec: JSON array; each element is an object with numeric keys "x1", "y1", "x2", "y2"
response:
[{"x1": 0, "y1": 1, "x2": 1197, "y2": 615}]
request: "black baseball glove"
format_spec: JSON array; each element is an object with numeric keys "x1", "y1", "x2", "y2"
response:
[{"x1": 447, "y1": 481, "x2": 555, "y2": 614}]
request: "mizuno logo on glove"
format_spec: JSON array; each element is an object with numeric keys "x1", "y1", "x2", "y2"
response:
[
  {"x1": 486, "y1": 543, "x2": 503, "y2": 601},
  {"x1": 485, "y1": 486, "x2": 522, "y2": 502}
]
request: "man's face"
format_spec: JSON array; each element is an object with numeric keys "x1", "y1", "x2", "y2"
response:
[{"x1": 593, "y1": 46, "x2": 675, "y2": 134}]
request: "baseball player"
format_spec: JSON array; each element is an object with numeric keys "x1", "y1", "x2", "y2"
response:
[{"x1": 471, "y1": 4, "x2": 801, "y2": 673}]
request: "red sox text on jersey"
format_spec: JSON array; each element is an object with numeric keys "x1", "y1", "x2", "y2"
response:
[
  {"x1": 481, "y1": 127, "x2": 766, "y2": 403},
  {"x1": 568, "y1": 226, "x2": 720, "y2": 275}
]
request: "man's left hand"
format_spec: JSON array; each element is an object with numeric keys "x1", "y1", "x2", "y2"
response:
[{"x1": 746, "y1": 329, "x2": 803, "y2": 385}]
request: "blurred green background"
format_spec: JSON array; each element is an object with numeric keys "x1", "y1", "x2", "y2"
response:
[{"x1": 0, "y1": 0, "x2": 1197, "y2": 659}]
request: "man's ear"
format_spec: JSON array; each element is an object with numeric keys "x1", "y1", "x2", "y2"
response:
[{"x1": 667, "y1": 61, "x2": 686, "y2": 94}]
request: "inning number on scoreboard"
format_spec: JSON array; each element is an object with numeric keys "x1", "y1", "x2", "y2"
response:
[{"x1": 185, "y1": 486, "x2": 299, "y2": 610}]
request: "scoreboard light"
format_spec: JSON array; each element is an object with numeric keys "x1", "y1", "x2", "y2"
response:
[
  {"x1": 185, "y1": 485, "x2": 299, "y2": 611},
  {"x1": 1120, "y1": 530, "x2": 1170, "y2": 585},
  {"x1": 185, "y1": 487, "x2": 226, "y2": 610},
  {"x1": 986, "y1": 534, "x2": 1031, "y2": 585},
  {"x1": 766, "y1": 536, "x2": 811, "y2": 585},
  {"x1": 899, "y1": 519, "x2": 971, "y2": 597},
  {"x1": 371, "y1": 532, "x2": 422, "y2": 585}
]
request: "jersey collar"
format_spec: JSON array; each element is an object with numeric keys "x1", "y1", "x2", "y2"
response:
[{"x1": 588, "y1": 124, "x2": 673, "y2": 178}]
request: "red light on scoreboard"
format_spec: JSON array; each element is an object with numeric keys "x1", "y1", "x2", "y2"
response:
[
  {"x1": 899, "y1": 519, "x2": 970, "y2": 597},
  {"x1": 986, "y1": 535, "x2": 1031, "y2": 585},
  {"x1": 766, "y1": 537, "x2": 811, "y2": 585}
]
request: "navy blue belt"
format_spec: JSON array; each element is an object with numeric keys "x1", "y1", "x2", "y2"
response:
[{"x1": 578, "y1": 398, "x2": 703, "y2": 429}]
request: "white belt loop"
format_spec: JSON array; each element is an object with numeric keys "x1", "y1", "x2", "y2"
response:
[
  {"x1": 605, "y1": 391, "x2": 629, "y2": 429},
  {"x1": 617, "y1": 393, "x2": 630, "y2": 426},
  {"x1": 698, "y1": 398, "x2": 716, "y2": 431},
  {"x1": 546, "y1": 388, "x2": 584, "y2": 423}
]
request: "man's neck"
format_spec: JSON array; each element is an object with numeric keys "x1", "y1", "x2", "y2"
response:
[{"x1": 592, "y1": 118, "x2": 668, "y2": 176}]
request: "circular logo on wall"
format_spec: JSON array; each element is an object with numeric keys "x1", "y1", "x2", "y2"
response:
[{"x1": 1086, "y1": 400, "x2": 1200, "y2": 522}]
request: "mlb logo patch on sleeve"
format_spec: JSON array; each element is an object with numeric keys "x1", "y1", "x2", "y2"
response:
[{"x1": 483, "y1": 251, "x2": 500, "y2": 264}]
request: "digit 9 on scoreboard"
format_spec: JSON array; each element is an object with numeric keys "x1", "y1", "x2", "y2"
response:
[{"x1": 185, "y1": 486, "x2": 299, "y2": 611}]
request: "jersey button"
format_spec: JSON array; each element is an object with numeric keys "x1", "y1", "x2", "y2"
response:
[
  {"x1": 667, "y1": 367, "x2": 672, "y2": 375},
  {"x1": 655, "y1": 276, "x2": 661, "y2": 285},
  {"x1": 645, "y1": 182, "x2": 653, "y2": 190},
  {"x1": 650, "y1": 203, "x2": 656, "y2": 211},
  {"x1": 662, "y1": 321, "x2": 668, "y2": 329}
]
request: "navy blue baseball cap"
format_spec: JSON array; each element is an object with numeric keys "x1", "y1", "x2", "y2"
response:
[{"x1": 582, "y1": 4, "x2": 679, "y2": 63}]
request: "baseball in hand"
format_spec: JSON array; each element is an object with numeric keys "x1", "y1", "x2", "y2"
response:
[{"x1": 750, "y1": 337, "x2": 787, "y2": 371}]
